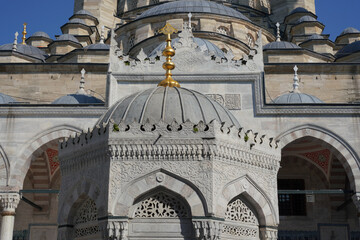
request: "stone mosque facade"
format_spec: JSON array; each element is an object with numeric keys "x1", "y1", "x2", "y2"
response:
[{"x1": 0, "y1": 0, "x2": 360, "y2": 239}]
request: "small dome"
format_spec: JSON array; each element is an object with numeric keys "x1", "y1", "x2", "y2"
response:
[
  {"x1": 0, "y1": 43, "x2": 47, "y2": 60},
  {"x1": 274, "y1": 92, "x2": 323, "y2": 104},
  {"x1": 75, "y1": 9, "x2": 95, "y2": 17},
  {"x1": 137, "y1": 0, "x2": 251, "y2": 22},
  {"x1": 263, "y1": 41, "x2": 301, "y2": 50},
  {"x1": 31, "y1": 31, "x2": 51, "y2": 39},
  {"x1": 335, "y1": 41, "x2": 360, "y2": 59},
  {"x1": 84, "y1": 43, "x2": 110, "y2": 50},
  {"x1": 56, "y1": 34, "x2": 80, "y2": 43},
  {"x1": 52, "y1": 94, "x2": 104, "y2": 104},
  {"x1": 296, "y1": 16, "x2": 317, "y2": 24},
  {"x1": 149, "y1": 37, "x2": 225, "y2": 58},
  {"x1": 0, "y1": 93, "x2": 16, "y2": 104},
  {"x1": 341, "y1": 27, "x2": 360, "y2": 35},
  {"x1": 308, "y1": 34, "x2": 324, "y2": 40},
  {"x1": 68, "y1": 18, "x2": 86, "y2": 25},
  {"x1": 97, "y1": 86, "x2": 240, "y2": 128},
  {"x1": 290, "y1": 7, "x2": 309, "y2": 15}
]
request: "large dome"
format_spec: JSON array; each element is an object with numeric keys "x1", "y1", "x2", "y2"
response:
[
  {"x1": 137, "y1": 0, "x2": 251, "y2": 22},
  {"x1": 97, "y1": 86, "x2": 240, "y2": 128},
  {"x1": 52, "y1": 94, "x2": 104, "y2": 104},
  {"x1": 149, "y1": 37, "x2": 225, "y2": 58}
]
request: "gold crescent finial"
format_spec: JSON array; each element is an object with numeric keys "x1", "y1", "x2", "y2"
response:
[
  {"x1": 157, "y1": 23, "x2": 180, "y2": 88},
  {"x1": 22, "y1": 23, "x2": 27, "y2": 45}
]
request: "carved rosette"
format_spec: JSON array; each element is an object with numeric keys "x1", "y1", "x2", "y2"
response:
[
  {"x1": 193, "y1": 219, "x2": 223, "y2": 240},
  {"x1": 0, "y1": 193, "x2": 20, "y2": 215}
]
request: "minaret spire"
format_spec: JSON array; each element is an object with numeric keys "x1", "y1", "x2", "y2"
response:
[
  {"x1": 12, "y1": 32, "x2": 18, "y2": 51},
  {"x1": 276, "y1": 22, "x2": 281, "y2": 42},
  {"x1": 157, "y1": 23, "x2": 180, "y2": 88},
  {"x1": 77, "y1": 68, "x2": 87, "y2": 94},
  {"x1": 292, "y1": 65, "x2": 300, "y2": 93},
  {"x1": 22, "y1": 23, "x2": 27, "y2": 45}
]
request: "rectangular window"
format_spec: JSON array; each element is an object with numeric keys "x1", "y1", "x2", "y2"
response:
[{"x1": 278, "y1": 179, "x2": 306, "y2": 216}]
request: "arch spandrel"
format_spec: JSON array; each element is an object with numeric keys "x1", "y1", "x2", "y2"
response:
[
  {"x1": 218, "y1": 175, "x2": 279, "y2": 226},
  {"x1": 113, "y1": 169, "x2": 207, "y2": 217},
  {"x1": 10, "y1": 125, "x2": 82, "y2": 189},
  {"x1": 276, "y1": 124, "x2": 360, "y2": 194}
]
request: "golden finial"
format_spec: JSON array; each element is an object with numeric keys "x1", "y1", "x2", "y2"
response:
[
  {"x1": 22, "y1": 23, "x2": 27, "y2": 45},
  {"x1": 157, "y1": 23, "x2": 180, "y2": 88}
]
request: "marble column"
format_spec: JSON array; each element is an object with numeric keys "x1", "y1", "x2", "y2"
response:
[{"x1": 0, "y1": 193, "x2": 20, "y2": 240}]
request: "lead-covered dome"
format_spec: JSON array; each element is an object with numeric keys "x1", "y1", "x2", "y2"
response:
[
  {"x1": 137, "y1": 0, "x2": 251, "y2": 22},
  {"x1": 341, "y1": 27, "x2": 360, "y2": 35},
  {"x1": 335, "y1": 41, "x2": 360, "y2": 59},
  {"x1": 274, "y1": 92, "x2": 323, "y2": 104},
  {"x1": 0, "y1": 93, "x2": 16, "y2": 104},
  {"x1": 97, "y1": 86, "x2": 240, "y2": 128},
  {"x1": 52, "y1": 94, "x2": 103, "y2": 104},
  {"x1": 263, "y1": 41, "x2": 301, "y2": 50},
  {"x1": 0, "y1": 43, "x2": 48, "y2": 60},
  {"x1": 149, "y1": 37, "x2": 225, "y2": 58}
]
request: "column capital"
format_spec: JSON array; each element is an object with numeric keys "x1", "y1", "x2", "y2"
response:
[
  {"x1": 99, "y1": 218, "x2": 129, "y2": 240},
  {"x1": 0, "y1": 193, "x2": 21, "y2": 215},
  {"x1": 259, "y1": 226, "x2": 278, "y2": 240},
  {"x1": 193, "y1": 219, "x2": 223, "y2": 240}
]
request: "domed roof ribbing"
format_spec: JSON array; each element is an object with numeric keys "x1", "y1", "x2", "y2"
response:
[
  {"x1": 84, "y1": 43, "x2": 110, "y2": 50},
  {"x1": 149, "y1": 37, "x2": 225, "y2": 58},
  {"x1": 68, "y1": 18, "x2": 86, "y2": 25},
  {"x1": 341, "y1": 27, "x2": 360, "y2": 35},
  {"x1": 0, "y1": 93, "x2": 16, "y2": 104},
  {"x1": 296, "y1": 16, "x2": 317, "y2": 24},
  {"x1": 0, "y1": 43, "x2": 47, "y2": 60},
  {"x1": 137, "y1": 1, "x2": 251, "y2": 22},
  {"x1": 335, "y1": 41, "x2": 360, "y2": 59},
  {"x1": 263, "y1": 41, "x2": 301, "y2": 50},
  {"x1": 97, "y1": 86, "x2": 240, "y2": 128},
  {"x1": 31, "y1": 31, "x2": 51, "y2": 39},
  {"x1": 290, "y1": 7, "x2": 309, "y2": 14},
  {"x1": 52, "y1": 94, "x2": 103, "y2": 104},
  {"x1": 56, "y1": 34, "x2": 80, "y2": 43},
  {"x1": 274, "y1": 93, "x2": 323, "y2": 104},
  {"x1": 75, "y1": 9, "x2": 95, "y2": 17}
]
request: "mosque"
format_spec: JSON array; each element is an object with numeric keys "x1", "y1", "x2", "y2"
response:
[{"x1": 0, "y1": 0, "x2": 360, "y2": 239}]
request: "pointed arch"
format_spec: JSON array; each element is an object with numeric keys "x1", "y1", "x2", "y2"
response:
[
  {"x1": 10, "y1": 125, "x2": 82, "y2": 188},
  {"x1": 276, "y1": 124, "x2": 360, "y2": 194},
  {"x1": 218, "y1": 175, "x2": 278, "y2": 226},
  {"x1": 0, "y1": 145, "x2": 11, "y2": 186},
  {"x1": 113, "y1": 169, "x2": 207, "y2": 217}
]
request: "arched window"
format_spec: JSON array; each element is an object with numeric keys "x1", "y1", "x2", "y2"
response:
[
  {"x1": 247, "y1": 34, "x2": 255, "y2": 48},
  {"x1": 74, "y1": 198, "x2": 100, "y2": 239},
  {"x1": 217, "y1": 26, "x2": 229, "y2": 36},
  {"x1": 222, "y1": 197, "x2": 259, "y2": 239},
  {"x1": 128, "y1": 35, "x2": 135, "y2": 49}
]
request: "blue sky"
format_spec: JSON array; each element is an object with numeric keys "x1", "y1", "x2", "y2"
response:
[{"x1": 0, "y1": 0, "x2": 359, "y2": 45}]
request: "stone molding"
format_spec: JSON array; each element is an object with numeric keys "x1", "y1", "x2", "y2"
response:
[
  {"x1": 59, "y1": 120, "x2": 280, "y2": 173},
  {"x1": 0, "y1": 193, "x2": 20, "y2": 213},
  {"x1": 0, "y1": 106, "x2": 106, "y2": 117},
  {"x1": 101, "y1": 220, "x2": 129, "y2": 240},
  {"x1": 193, "y1": 219, "x2": 223, "y2": 240},
  {"x1": 259, "y1": 226, "x2": 278, "y2": 240}
]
